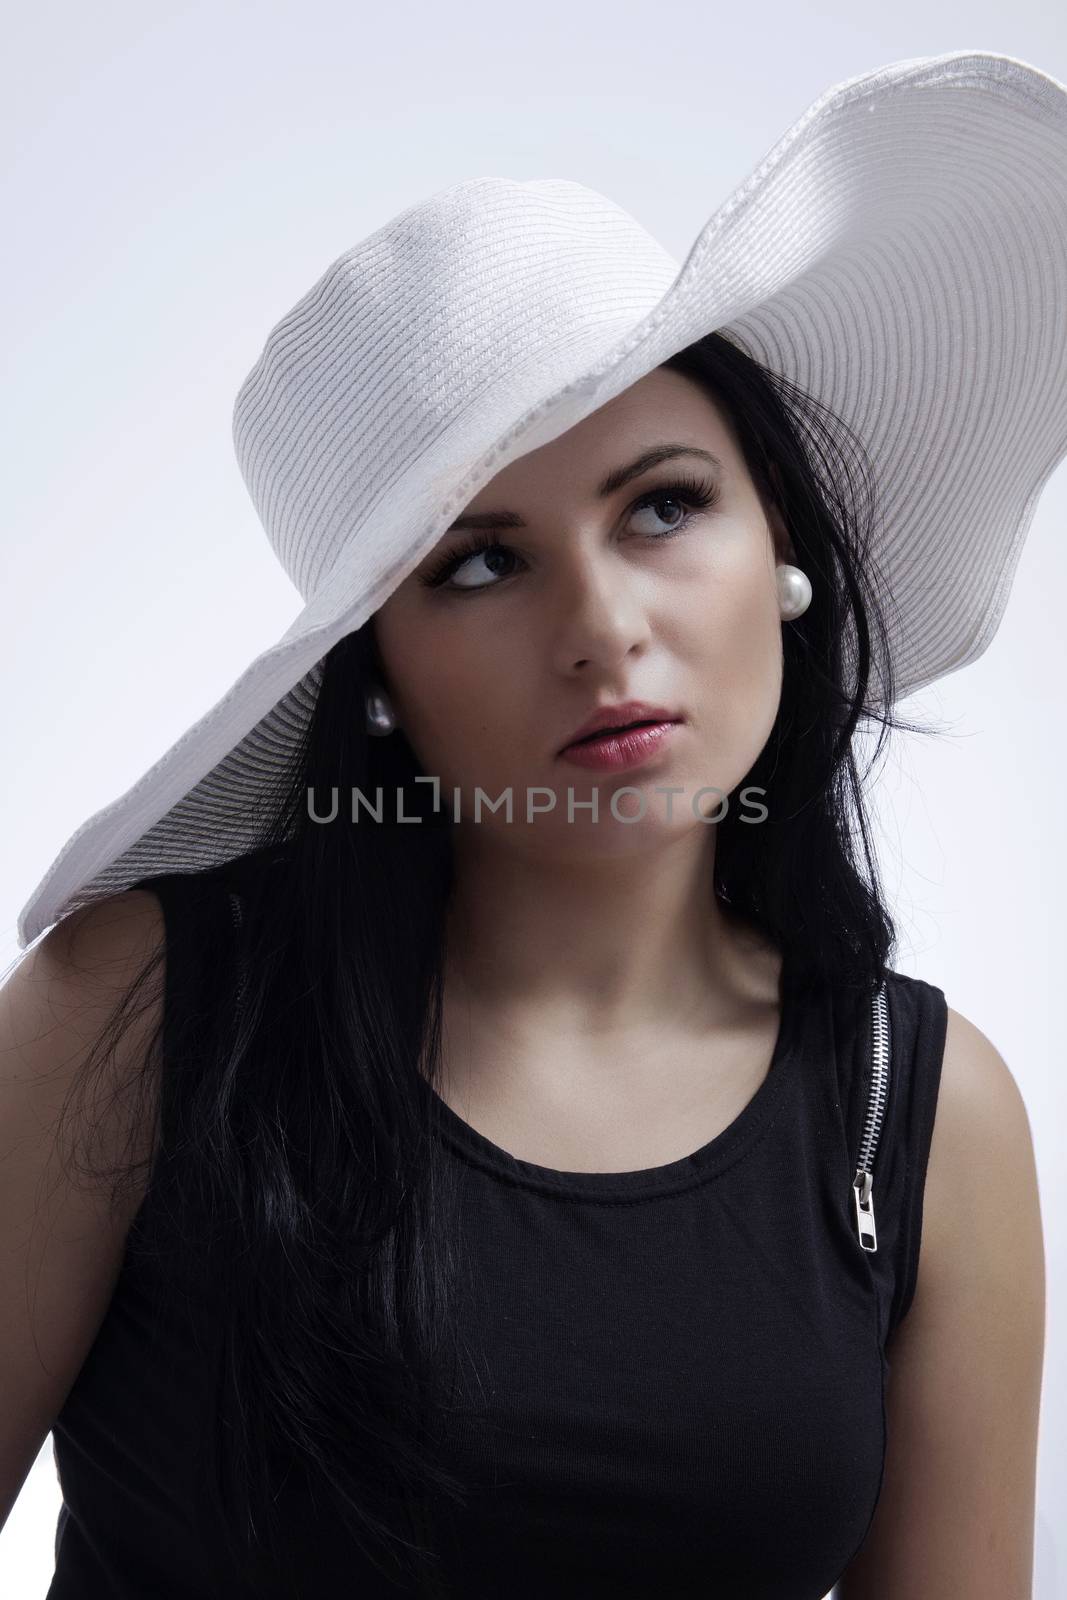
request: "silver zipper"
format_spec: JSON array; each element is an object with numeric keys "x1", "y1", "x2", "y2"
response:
[{"x1": 852, "y1": 981, "x2": 891, "y2": 1253}]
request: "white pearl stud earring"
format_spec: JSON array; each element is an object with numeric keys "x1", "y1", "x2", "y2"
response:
[
  {"x1": 776, "y1": 563, "x2": 812, "y2": 621},
  {"x1": 365, "y1": 685, "x2": 398, "y2": 736}
]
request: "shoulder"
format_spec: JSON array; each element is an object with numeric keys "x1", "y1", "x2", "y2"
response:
[
  {"x1": 876, "y1": 974, "x2": 1043, "y2": 1336},
  {"x1": 0, "y1": 891, "x2": 169, "y2": 1528},
  {"x1": 880, "y1": 975, "x2": 1030, "y2": 1176},
  {"x1": 941, "y1": 1003, "x2": 1025, "y2": 1120},
  {"x1": 907, "y1": 999, "x2": 1045, "y2": 1370},
  {"x1": 902, "y1": 996, "x2": 1042, "y2": 1304},
  {"x1": 17, "y1": 890, "x2": 167, "y2": 1029},
  {"x1": 9, "y1": 889, "x2": 168, "y2": 1098},
  {"x1": 921, "y1": 1004, "x2": 1038, "y2": 1268},
  {"x1": 46, "y1": 889, "x2": 166, "y2": 966},
  {"x1": 1, "y1": 891, "x2": 169, "y2": 1194},
  {"x1": 0, "y1": 888, "x2": 168, "y2": 1233},
  {"x1": 837, "y1": 998, "x2": 1045, "y2": 1595}
]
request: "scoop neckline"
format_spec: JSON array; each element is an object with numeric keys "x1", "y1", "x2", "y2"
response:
[{"x1": 418, "y1": 958, "x2": 801, "y2": 1200}]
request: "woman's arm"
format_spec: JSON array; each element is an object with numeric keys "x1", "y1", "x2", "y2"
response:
[
  {"x1": 837, "y1": 1005, "x2": 1046, "y2": 1599},
  {"x1": 0, "y1": 892, "x2": 165, "y2": 1531}
]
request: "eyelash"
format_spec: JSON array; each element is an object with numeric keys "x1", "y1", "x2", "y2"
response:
[{"x1": 418, "y1": 472, "x2": 721, "y2": 592}]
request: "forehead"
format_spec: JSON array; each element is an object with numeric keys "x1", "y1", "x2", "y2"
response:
[{"x1": 464, "y1": 367, "x2": 738, "y2": 508}]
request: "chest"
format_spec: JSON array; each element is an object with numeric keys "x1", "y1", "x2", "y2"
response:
[
  {"x1": 424, "y1": 1115, "x2": 887, "y2": 1600},
  {"x1": 434, "y1": 1015, "x2": 783, "y2": 1174}
]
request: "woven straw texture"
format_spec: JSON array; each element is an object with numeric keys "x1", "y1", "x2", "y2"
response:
[{"x1": 16, "y1": 50, "x2": 1067, "y2": 949}]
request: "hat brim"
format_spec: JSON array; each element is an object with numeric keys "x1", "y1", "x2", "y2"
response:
[{"x1": 17, "y1": 49, "x2": 1067, "y2": 948}]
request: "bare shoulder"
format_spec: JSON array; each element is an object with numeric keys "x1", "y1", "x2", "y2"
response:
[
  {"x1": 1, "y1": 888, "x2": 168, "y2": 1198},
  {"x1": 838, "y1": 1001, "x2": 1046, "y2": 1598},
  {"x1": 12, "y1": 889, "x2": 164, "y2": 1077},
  {"x1": 41, "y1": 887, "x2": 166, "y2": 976},
  {"x1": 920, "y1": 1004, "x2": 1041, "y2": 1287},
  {"x1": 3, "y1": 883, "x2": 169, "y2": 1180},
  {"x1": 935, "y1": 1003, "x2": 1033, "y2": 1155}
]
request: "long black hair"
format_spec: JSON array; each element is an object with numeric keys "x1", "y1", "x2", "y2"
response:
[{"x1": 41, "y1": 329, "x2": 936, "y2": 1594}]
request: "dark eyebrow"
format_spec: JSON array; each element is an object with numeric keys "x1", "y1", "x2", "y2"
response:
[{"x1": 443, "y1": 445, "x2": 725, "y2": 534}]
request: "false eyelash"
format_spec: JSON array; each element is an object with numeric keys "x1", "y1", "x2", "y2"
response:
[{"x1": 419, "y1": 471, "x2": 721, "y2": 591}]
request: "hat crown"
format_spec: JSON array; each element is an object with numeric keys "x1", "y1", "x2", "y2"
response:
[{"x1": 231, "y1": 177, "x2": 679, "y2": 602}]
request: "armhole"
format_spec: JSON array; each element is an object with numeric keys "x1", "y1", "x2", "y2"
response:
[{"x1": 885, "y1": 973, "x2": 949, "y2": 1335}]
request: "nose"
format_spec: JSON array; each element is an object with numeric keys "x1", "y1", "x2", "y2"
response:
[{"x1": 549, "y1": 550, "x2": 653, "y2": 674}]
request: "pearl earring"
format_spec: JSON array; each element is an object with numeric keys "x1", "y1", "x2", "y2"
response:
[
  {"x1": 776, "y1": 563, "x2": 812, "y2": 621},
  {"x1": 365, "y1": 684, "x2": 398, "y2": 736}
]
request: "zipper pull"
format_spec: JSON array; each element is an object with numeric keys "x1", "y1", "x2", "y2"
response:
[{"x1": 852, "y1": 1166, "x2": 878, "y2": 1252}]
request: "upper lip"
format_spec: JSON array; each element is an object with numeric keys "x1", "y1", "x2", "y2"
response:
[{"x1": 558, "y1": 701, "x2": 684, "y2": 753}]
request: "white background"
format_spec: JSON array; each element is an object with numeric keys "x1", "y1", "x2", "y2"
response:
[{"x1": 1, "y1": 3, "x2": 1064, "y2": 1596}]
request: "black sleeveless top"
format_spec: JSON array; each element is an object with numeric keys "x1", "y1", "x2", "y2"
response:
[{"x1": 46, "y1": 864, "x2": 948, "y2": 1599}]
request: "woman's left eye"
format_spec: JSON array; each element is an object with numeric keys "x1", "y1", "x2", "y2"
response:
[{"x1": 627, "y1": 474, "x2": 720, "y2": 537}]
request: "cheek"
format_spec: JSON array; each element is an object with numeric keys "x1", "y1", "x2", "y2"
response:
[
  {"x1": 378, "y1": 618, "x2": 532, "y2": 787},
  {"x1": 689, "y1": 571, "x2": 784, "y2": 764}
]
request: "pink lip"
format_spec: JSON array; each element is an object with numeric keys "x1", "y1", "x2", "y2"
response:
[
  {"x1": 558, "y1": 720, "x2": 682, "y2": 771},
  {"x1": 560, "y1": 699, "x2": 682, "y2": 751}
]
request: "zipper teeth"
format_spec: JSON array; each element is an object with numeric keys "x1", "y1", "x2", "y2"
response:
[
  {"x1": 856, "y1": 981, "x2": 891, "y2": 1176},
  {"x1": 227, "y1": 890, "x2": 248, "y2": 1021}
]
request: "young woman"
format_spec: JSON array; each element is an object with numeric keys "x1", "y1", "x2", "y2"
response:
[{"x1": 2, "y1": 50, "x2": 1057, "y2": 1600}]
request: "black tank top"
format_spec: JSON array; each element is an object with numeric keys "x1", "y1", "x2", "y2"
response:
[{"x1": 46, "y1": 864, "x2": 947, "y2": 1599}]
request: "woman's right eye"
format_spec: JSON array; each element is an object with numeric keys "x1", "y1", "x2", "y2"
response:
[
  {"x1": 419, "y1": 532, "x2": 521, "y2": 591},
  {"x1": 449, "y1": 543, "x2": 521, "y2": 590}
]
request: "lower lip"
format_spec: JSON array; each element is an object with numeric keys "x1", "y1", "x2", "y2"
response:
[{"x1": 559, "y1": 720, "x2": 683, "y2": 771}]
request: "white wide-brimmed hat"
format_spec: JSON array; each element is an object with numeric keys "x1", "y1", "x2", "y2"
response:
[{"x1": 16, "y1": 49, "x2": 1067, "y2": 950}]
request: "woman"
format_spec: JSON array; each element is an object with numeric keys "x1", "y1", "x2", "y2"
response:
[{"x1": 1, "y1": 51, "x2": 1056, "y2": 1600}]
